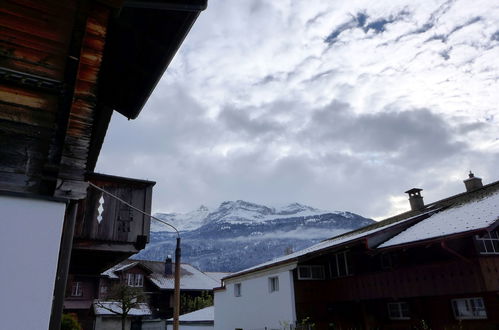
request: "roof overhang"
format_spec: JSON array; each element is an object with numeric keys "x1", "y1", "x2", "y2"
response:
[{"x1": 98, "y1": 0, "x2": 207, "y2": 119}]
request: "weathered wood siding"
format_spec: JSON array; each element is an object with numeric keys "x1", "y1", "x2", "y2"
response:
[
  {"x1": 55, "y1": 3, "x2": 110, "y2": 199},
  {"x1": 0, "y1": 0, "x2": 111, "y2": 200},
  {"x1": 74, "y1": 175, "x2": 153, "y2": 244},
  {"x1": 0, "y1": 0, "x2": 75, "y2": 194},
  {"x1": 0, "y1": 0, "x2": 76, "y2": 79}
]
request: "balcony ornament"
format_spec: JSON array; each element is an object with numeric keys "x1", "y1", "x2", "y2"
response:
[{"x1": 97, "y1": 194, "x2": 105, "y2": 224}]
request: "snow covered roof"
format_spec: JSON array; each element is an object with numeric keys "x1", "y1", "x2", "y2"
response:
[
  {"x1": 224, "y1": 180, "x2": 499, "y2": 280},
  {"x1": 148, "y1": 264, "x2": 219, "y2": 290},
  {"x1": 379, "y1": 190, "x2": 499, "y2": 248},
  {"x1": 167, "y1": 306, "x2": 214, "y2": 322},
  {"x1": 102, "y1": 260, "x2": 219, "y2": 291},
  {"x1": 225, "y1": 210, "x2": 432, "y2": 279},
  {"x1": 93, "y1": 301, "x2": 152, "y2": 316},
  {"x1": 205, "y1": 272, "x2": 231, "y2": 284}
]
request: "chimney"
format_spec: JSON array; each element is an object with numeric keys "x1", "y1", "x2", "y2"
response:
[
  {"x1": 165, "y1": 255, "x2": 172, "y2": 275},
  {"x1": 463, "y1": 171, "x2": 483, "y2": 192},
  {"x1": 405, "y1": 188, "x2": 425, "y2": 211}
]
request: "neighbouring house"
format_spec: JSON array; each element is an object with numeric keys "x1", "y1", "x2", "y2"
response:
[
  {"x1": 93, "y1": 302, "x2": 152, "y2": 330},
  {"x1": 64, "y1": 258, "x2": 221, "y2": 329},
  {"x1": 0, "y1": 1, "x2": 206, "y2": 329},
  {"x1": 166, "y1": 306, "x2": 215, "y2": 330},
  {"x1": 214, "y1": 173, "x2": 499, "y2": 330}
]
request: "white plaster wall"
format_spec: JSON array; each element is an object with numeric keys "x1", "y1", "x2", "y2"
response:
[
  {"x1": 214, "y1": 264, "x2": 297, "y2": 330},
  {"x1": 0, "y1": 195, "x2": 66, "y2": 330}
]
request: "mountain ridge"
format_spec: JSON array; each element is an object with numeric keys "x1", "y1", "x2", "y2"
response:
[{"x1": 139, "y1": 200, "x2": 374, "y2": 272}]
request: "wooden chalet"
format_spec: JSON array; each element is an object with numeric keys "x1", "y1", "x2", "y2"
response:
[
  {"x1": 0, "y1": 1, "x2": 206, "y2": 329},
  {"x1": 216, "y1": 174, "x2": 499, "y2": 330}
]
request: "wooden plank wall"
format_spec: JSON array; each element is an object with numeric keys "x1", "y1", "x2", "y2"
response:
[
  {"x1": 0, "y1": 0, "x2": 76, "y2": 194},
  {"x1": 55, "y1": 3, "x2": 110, "y2": 199},
  {"x1": 74, "y1": 180, "x2": 152, "y2": 244},
  {"x1": 0, "y1": 0, "x2": 112, "y2": 199},
  {"x1": 0, "y1": 0, "x2": 75, "y2": 79}
]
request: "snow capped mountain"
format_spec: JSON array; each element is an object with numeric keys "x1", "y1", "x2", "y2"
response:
[
  {"x1": 138, "y1": 200, "x2": 375, "y2": 272},
  {"x1": 153, "y1": 200, "x2": 344, "y2": 230},
  {"x1": 151, "y1": 205, "x2": 211, "y2": 232}
]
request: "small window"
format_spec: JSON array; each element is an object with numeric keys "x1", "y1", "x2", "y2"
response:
[
  {"x1": 71, "y1": 282, "x2": 83, "y2": 297},
  {"x1": 126, "y1": 273, "x2": 144, "y2": 287},
  {"x1": 269, "y1": 276, "x2": 279, "y2": 293},
  {"x1": 331, "y1": 251, "x2": 352, "y2": 278},
  {"x1": 475, "y1": 231, "x2": 499, "y2": 254},
  {"x1": 298, "y1": 265, "x2": 324, "y2": 280},
  {"x1": 234, "y1": 283, "x2": 241, "y2": 297},
  {"x1": 452, "y1": 297, "x2": 487, "y2": 319},
  {"x1": 388, "y1": 302, "x2": 410, "y2": 320}
]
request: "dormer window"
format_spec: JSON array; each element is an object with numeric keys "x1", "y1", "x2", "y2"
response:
[
  {"x1": 126, "y1": 273, "x2": 143, "y2": 287},
  {"x1": 475, "y1": 230, "x2": 499, "y2": 254}
]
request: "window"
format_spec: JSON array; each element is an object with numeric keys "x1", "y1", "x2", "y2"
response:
[
  {"x1": 268, "y1": 276, "x2": 279, "y2": 293},
  {"x1": 330, "y1": 251, "x2": 352, "y2": 278},
  {"x1": 475, "y1": 230, "x2": 499, "y2": 254},
  {"x1": 234, "y1": 283, "x2": 241, "y2": 297},
  {"x1": 452, "y1": 297, "x2": 487, "y2": 319},
  {"x1": 71, "y1": 282, "x2": 83, "y2": 297},
  {"x1": 298, "y1": 265, "x2": 325, "y2": 280},
  {"x1": 388, "y1": 302, "x2": 410, "y2": 320},
  {"x1": 126, "y1": 273, "x2": 143, "y2": 287}
]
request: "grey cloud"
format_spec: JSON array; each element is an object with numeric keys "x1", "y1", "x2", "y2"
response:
[
  {"x1": 325, "y1": 10, "x2": 409, "y2": 45},
  {"x1": 218, "y1": 106, "x2": 284, "y2": 138},
  {"x1": 396, "y1": 0, "x2": 456, "y2": 41},
  {"x1": 425, "y1": 16, "x2": 482, "y2": 43},
  {"x1": 305, "y1": 103, "x2": 468, "y2": 166}
]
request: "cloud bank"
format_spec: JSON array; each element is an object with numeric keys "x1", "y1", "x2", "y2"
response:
[{"x1": 97, "y1": 0, "x2": 499, "y2": 219}]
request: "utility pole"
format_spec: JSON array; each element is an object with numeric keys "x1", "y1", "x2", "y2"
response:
[{"x1": 173, "y1": 237, "x2": 181, "y2": 330}]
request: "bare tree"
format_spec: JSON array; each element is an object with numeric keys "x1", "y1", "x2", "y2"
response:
[{"x1": 95, "y1": 283, "x2": 146, "y2": 330}]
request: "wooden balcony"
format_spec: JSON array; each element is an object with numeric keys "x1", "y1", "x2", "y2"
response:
[{"x1": 70, "y1": 173, "x2": 155, "y2": 274}]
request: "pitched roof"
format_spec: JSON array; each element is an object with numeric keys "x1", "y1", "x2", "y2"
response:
[
  {"x1": 224, "y1": 179, "x2": 499, "y2": 280},
  {"x1": 167, "y1": 306, "x2": 214, "y2": 322},
  {"x1": 93, "y1": 301, "x2": 152, "y2": 316},
  {"x1": 102, "y1": 259, "x2": 219, "y2": 291}
]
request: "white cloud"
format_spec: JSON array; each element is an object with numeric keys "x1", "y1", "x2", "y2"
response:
[{"x1": 97, "y1": 0, "x2": 499, "y2": 220}]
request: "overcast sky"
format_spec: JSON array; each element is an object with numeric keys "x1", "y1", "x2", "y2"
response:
[{"x1": 96, "y1": 0, "x2": 499, "y2": 219}]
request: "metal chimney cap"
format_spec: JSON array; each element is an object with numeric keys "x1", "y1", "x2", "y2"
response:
[{"x1": 405, "y1": 188, "x2": 423, "y2": 194}]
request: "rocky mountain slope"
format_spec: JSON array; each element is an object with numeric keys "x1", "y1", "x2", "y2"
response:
[{"x1": 136, "y1": 200, "x2": 374, "y2": 272}]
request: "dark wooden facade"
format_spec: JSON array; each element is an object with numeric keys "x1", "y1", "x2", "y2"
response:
[
  {"x1": 70, "y1": 173, "x2": 155, "y2": 274},
  {"x1": 293, "y1": 235, "x2": 499, "y2": 330}
]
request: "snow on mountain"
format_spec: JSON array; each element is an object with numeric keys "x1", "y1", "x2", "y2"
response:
[
  {"x1": 151, "y1": 205, "x2": 210, "y2": 232},
  {"x1": 138, "y1": 200, "x2": 375, "y2": 272},
  {"x1": 153, "y1": 200, "x2": 343, "y2": 230}
]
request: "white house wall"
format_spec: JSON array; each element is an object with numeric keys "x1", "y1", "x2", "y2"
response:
[
  {"x1": 214, "y1": 263, "x2": 297, "y2": 330},
  {"x1": 0, "y1": 195, "x2": 66, "y2": 330}
]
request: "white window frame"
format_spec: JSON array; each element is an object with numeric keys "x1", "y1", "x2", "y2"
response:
[
  {"x1": 452, "y1": 297, "x2": 487, "y2": 320},
  {"x1": 475, "y1": 230, "x2": 499, "y2": 254},
  {"x1": 387, "y1": 302, "x2": 410, "y2": 320},
  {"x1": 268, "y1": 276, "x2": 279, "y2": 293},
  {"x1": 297, "y1": 265, "x2": 325, "y2": 280},
  {"x1": 234, "y1": 283, "x2": 242, "y2": 297},
  {"x1": 126, "y1": 273, "x2": 144, "y2": 287},
  {"x1": 71, "y1": 281, "x2": 83, "y2": 297}
]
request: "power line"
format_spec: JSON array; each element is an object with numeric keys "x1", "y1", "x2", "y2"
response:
[{"x1": 87, "y1": 181, "x2": 179, "y2": 237}]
